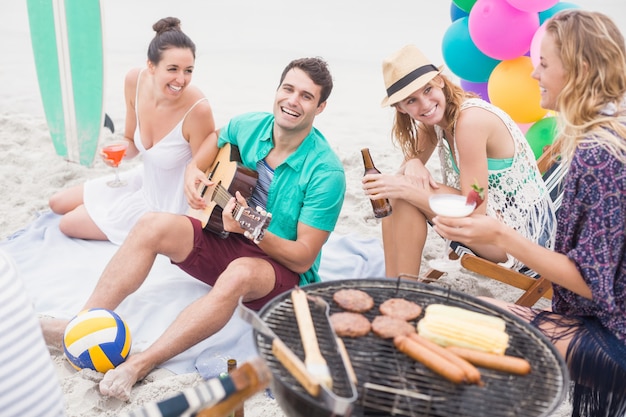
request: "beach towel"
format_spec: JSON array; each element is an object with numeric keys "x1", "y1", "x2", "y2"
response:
[{"x1": 0, "y1": 211, "x2": 385, "y2": 377}]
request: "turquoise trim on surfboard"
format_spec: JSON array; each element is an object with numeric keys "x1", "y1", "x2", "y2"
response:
[{"x1": 27, "y1": 0, "x2": 104, "y2": 167}]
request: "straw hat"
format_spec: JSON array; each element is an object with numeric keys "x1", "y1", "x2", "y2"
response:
[{"x1": 381, "y1": 45, "x2": 443, "y2": 107}]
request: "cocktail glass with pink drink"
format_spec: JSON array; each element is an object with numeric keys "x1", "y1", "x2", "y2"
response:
[{"x1": 102, "y1": 141, "x2": 128, "y2": 188}]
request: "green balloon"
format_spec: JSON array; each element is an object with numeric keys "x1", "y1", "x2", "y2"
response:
[
  {"x1": 525, "y1": 117, "x2": 557, "y2": 160},
  {"x1": 452, "y1": 0, "x2": 477, "y2": 13}
]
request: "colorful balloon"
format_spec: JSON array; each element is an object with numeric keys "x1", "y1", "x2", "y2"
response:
[
  {"x1": 530, "y1": 21, "x2": 547, "y2": 68},
  {"x1": 453, "y1": 0, "x2": 478, "y2": 13},
  {"x1": 460, "y1": 79, "x2": 490, "y2": 102},
  {"x1": 450, "y1": 1, "x2": 469, "y2": 21},
  {"x1": 525, "y1": 117, "x2": 557, "y2": 159},
  {"x1": 539, "y1": 1, "x2": 581, "y2": 24},
  {"x1": 442, "y1": 17, "x2": 501, "y2": 82},
  {"x1": 505, "y1": 0, "x2": 558, "y2": 13},
  {"x1": 468, "y1": 0, "x2": 540, "y2": 60},
  {"x1": 488, "y1": 56, "x2": 548, "y2": 123},
  {"x1": 517, "y1": 122, "x2": 533, "y2": 135}
]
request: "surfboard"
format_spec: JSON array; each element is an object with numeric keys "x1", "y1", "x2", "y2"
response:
[{"x1": 27, "y1": 0, "x2": 104, "y2": 167}]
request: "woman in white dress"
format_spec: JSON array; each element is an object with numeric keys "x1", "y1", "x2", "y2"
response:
[{"x1": 49, "y1": 17, "x2": 215, "y2": 244}]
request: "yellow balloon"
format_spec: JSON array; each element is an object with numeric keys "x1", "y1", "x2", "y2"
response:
[{"x1": 488, "y1": 56, "x2": 548, "y2": 124}]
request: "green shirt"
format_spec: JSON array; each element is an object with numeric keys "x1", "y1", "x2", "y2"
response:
[{"x1": 218, "y1": 112, "x2": 346, "y2": 285}]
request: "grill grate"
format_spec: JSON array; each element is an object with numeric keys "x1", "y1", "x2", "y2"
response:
[{"x1": 256, "y1": 279, "x2": 569, "y2": 417}]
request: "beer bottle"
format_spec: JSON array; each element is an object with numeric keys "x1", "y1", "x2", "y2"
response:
[
  {"x1": 227, "y1": 359, "x2": 245, "y2": 417},
  {"x1": 361, "y1": 148, "x2": 392, "y2": 218},
  {"x1": 198, "y1": 357, "x2": 270, "y2": 417},
  {"x1": 121, "y1": 357, "x2": 270, "y2": 417}
]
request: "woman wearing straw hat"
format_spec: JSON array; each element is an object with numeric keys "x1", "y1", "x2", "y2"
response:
[{"x1": 364, "y1": 44, "x2": 556, "y2": 278}]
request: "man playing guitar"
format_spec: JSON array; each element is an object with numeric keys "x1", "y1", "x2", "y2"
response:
[{"x1": 41, "y1": 57, "x2": 346, "y2": 401}]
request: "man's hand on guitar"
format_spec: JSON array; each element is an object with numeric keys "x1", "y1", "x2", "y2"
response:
[
  {"x1": 188, "y1": 144, "x2": 272, "y2": 240},
  {"x1": 222, "y1": 192, "x2": 249, "y2": 234},
  {"x1": 243, "y1": 205, "x2": 270, "y2": 244},
  {"x1": 184, "y1": 163, "x2": 213, "y2": 210},
  {"x1": 223, "y1": 191, "x2": 271, "y2": 244}
]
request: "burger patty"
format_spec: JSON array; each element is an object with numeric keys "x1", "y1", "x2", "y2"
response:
[
  {"x1": 379, "y1": 298, "x2": 423, "y2": 321},
  {"x1": 329, "y1": 312, "x2": 371, "y2": 338},
  {"x1": 371, "y1": 315, "x2": 416, "y2": 339},
  {"x1": 332, "y1": 289, "x2": 375, "y2": 313}
]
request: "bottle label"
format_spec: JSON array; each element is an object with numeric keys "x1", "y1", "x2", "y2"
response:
[{"x1": 119, "y1": 374, "x2": 235, "y2": 416}]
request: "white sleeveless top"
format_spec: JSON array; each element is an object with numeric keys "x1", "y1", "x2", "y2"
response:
[
  {"x1": 84, "y1": 71, "x2": 207, "y2": 244},
  {"x1": 435, "y1": 98, "x2": 557, "y2": 271}
]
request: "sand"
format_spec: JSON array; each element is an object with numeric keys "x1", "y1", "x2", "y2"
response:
[{"x1": 3, "y1": 0, "x2": 624, "y2": 415}]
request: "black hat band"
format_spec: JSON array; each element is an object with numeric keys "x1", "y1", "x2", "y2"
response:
[{"x1": 386, "y1": 64, "x2": 439, "y2": 97}]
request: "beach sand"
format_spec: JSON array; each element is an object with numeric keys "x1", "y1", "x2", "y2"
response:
[{"x1": 2, "y1": 0, "x2": 624, "y2": 415}]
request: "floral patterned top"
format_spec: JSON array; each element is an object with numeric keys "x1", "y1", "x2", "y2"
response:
[
  {"x1": 436, "y1": 98, "x2": 557, "y2": 271},
  {"x1": 552, "y1": 141, "x2": 626, "y2": 342}
]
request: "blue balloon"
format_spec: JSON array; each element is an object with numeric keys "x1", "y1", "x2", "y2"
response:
[
  {"x1": 450, "y1": 2, "x2": 469, "y2": 22},
  {"x1": 539, "y1": 2, "x2": 581, "y2": 24},
  {"x1": 442, "y1": 17, "x2": 501, "y2": 82},
  {"x1": 460, "y1": 79, "x2": 490, "y2": 102}
]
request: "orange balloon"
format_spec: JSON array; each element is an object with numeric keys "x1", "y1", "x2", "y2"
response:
[{"x1": 488, "y1": 56, "x2": 548, "y2": 124}]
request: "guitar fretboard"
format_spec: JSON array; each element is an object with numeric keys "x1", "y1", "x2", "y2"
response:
[{"x1": 212, "y1": 183, "x2": 245, "y2": 214}]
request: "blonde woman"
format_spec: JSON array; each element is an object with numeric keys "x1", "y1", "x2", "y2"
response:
[
  {"x1": 434, "y1": 10, "x2": 626, "y2": 416},
  {"x1": 364, "y1": 45, "x2": 556, "y2": 277}
]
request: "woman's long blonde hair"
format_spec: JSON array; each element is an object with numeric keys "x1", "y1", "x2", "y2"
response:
[
  {"x1": 391, "y1": 75, "x2": 476, "y2": 159},
  {"x1": 547, "y1": 10, "x2": 626, "y2": 164}
]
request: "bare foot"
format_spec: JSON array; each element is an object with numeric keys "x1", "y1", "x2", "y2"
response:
[
  {"x1": 99, "y1": 356, "x2": 144, "y2": 401},
  {"x1": 39, "y1": 317, "x2": 69, "y2": 351}
]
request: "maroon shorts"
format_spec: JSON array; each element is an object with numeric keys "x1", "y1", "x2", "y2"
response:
[{"x1": 173, "y1": 216, "x2": 299, "y2": 311}]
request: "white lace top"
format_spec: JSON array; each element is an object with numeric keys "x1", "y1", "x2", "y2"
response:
[{"x1": 436, "y1": 98, "x2": 557, "y2": 271}]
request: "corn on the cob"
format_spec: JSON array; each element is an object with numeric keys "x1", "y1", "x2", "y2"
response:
[
  {"x1": 423, "y1": 304, "x2": 506, "y2": 330},
  {"x1": 417, "y1": 304, "x2": 509, "y2": 355}
]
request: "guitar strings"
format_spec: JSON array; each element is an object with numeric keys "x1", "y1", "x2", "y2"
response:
[
  {"x1": 213, "y1": 183, "x2": 244, "y2": 213},
  {"x1": 208, "y1": 179, "x2": 269, "y2": 239}
]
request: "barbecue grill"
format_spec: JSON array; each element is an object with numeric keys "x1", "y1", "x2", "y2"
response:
[{"x1": 254, "y1": 278, "x2": 569, "y2": 417}]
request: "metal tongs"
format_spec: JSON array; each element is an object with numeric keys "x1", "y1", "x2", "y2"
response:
[
  {"x1": 237, "y1": 297, "x2": 357, "y2": 416},
  {"x1": 293, "y1": 289, "x2": 358, "y2": 387}
]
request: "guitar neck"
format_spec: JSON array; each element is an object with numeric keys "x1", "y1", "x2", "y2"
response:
[
  {"x1": 197, "y1": 170, "x2": 270, "y2": 241},
  {"x1": 191, "y1": 143, "x2": 270, "y2": 240},
  {"x1": 213, "y1": 184, "x2": 246, "y2": 214}
]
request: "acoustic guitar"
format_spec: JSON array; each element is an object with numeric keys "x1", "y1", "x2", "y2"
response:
[{"x1": 188, "y1": 143, "x2": 271, "y2": 242}]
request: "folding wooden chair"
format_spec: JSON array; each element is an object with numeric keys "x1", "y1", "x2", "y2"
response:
[{"x1": 425, "y1": 144, "x2": 565, "y2": 307}]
